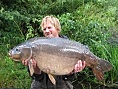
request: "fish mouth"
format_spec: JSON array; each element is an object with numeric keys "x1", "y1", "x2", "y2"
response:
[
  {"x1": 8, "y1": 50, "x2": 12, "y2": 58},
  {"x1": 8, "y1": 52, "x2": 20, "y2": 61},
  {"x1": 8, "y1": 50, "x2": 15, "y2": 59}
]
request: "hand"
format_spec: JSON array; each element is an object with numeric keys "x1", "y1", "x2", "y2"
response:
[
  {"x1": 22, "y1": 59, "x2": 41, "y2": 74},
  {"x1": 22, "y1": 59, "x2": 29, "y2": 66},
  {"x1": 22, "y1": 59, "x2": 37, "y2": 68},
  {"x1": 74, "y1": 60, "x2": 85, "y2": 73}
]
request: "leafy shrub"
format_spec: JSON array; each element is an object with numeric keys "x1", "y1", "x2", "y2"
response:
[{"x1": 0, "y1": 0, "x2": 118, "y2": 88}]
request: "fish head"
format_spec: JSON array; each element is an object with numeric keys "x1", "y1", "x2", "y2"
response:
[{"x1": 8, "y1": 45, "x2": 32, "y2": 61}]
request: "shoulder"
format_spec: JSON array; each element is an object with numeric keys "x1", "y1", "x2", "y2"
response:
[{"x1": 59, "y1": 35, "x2": 68, "y2": 39}]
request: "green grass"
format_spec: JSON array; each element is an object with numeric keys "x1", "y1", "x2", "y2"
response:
[{"x1": 0, "y1": 56, "x2": 31, "y2": 88}]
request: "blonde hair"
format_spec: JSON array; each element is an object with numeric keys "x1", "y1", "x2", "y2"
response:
[{"x1": 40, "y1": 15, "x2": 61, "y2": 33}]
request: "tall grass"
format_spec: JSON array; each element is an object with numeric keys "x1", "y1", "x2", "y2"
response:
[{"x1": 107, "y1": 46, "x2": 118, "y2": 84}]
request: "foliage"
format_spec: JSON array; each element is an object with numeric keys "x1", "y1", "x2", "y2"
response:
[
  {"x1": 0, "y1": 0, "x2": 118, "y2": 88},
  {"x1": 59, "y1": 1, "x2": 116, "y2": 44},
  {"x1": 0, "y1": 57, "x2": 31, "y2": 88}
]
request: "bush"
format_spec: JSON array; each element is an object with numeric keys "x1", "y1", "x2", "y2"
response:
[{"x1": 0, "y1": 0, "x2": 118, "y2": 88}]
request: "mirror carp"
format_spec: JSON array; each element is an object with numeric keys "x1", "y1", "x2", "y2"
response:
[{"x1": 8, "y1": 37, "x2": 112, "y2": 85}]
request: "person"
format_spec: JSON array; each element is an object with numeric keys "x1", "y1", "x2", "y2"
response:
[{"x1": 22, "y1": 15, "x2": 86, "y2": 89}]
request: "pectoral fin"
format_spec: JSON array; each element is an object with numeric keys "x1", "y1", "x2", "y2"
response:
[
  {"x1": 48, "y1": 74, "x2": 56, "y2": 85},
  {"x1": 28, "y1": 59, "x2": 34, "y2": 76}
]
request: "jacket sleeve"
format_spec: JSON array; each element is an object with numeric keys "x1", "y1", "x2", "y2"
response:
[{"x1": 59, "y1": 34, "x2": 69, "y2": 39}]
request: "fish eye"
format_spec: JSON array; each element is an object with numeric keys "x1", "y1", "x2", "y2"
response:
[{"x1": 15, "y1": 48, "x2": 20, "y2": 52}]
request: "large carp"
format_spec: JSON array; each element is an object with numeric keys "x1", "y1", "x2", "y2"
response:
[{"x1": 8, "y1": 37, "x2": 112, "y2": 84}]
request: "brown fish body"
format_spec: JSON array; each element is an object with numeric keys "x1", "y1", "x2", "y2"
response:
[{"x1": 9, "y1": 37, "x2": 112, "y2": 83}]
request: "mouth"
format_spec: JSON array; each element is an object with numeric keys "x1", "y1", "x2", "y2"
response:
[
  {"x1": 45, "y1": 32, "x2": 53, "y2": 37},
  {"x1": 8, "y1": 50, "x2": 12, "y2": 57},
  {"x1": 8, "y1": 52, "x2": 20, "y2": 61},
  {"x1": 45, "y1": 34, "x2": 53, "y2": 38}
]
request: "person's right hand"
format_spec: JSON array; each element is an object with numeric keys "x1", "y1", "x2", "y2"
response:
[
  {"x1": 22, "y1": 59, "x2": 41, "y2": 74},
  {"x1": 22, "y1": 59, "x2": 29, "y2": 66},
  {"x1": 22, "y1": 59, "x2": 37, "y2": 68}
]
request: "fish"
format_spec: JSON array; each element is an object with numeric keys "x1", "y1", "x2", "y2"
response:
[{"x1": 8, "y1": 37, "x2": 112, "y2": 85}]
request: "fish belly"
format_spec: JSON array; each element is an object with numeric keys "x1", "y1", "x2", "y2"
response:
[{"x1": 35, "y1": 52, "x2": 77, "y2": 75}]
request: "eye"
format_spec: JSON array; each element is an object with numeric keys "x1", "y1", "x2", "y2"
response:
[
  {"x1": 43, "y1": 28, "x2": 46, "y2": 31},
  {"x1": 16, "y1": 48, "x2": 20, "y2": 52},
  {"x1": 48, "y1": 27, "x2": 51, "y2": 29}
]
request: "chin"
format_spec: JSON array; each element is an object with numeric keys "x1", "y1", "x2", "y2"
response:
[{"x1": 46, "y1": 35, "x2": 54, "y2": 38}]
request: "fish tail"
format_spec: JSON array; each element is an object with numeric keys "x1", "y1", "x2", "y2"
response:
[
  {"x1": 92, "y1": 59, "x2": 112, "y2": 81},
  {"x1": 97, "y1": 59, "x2": 112, "y2": 72}
]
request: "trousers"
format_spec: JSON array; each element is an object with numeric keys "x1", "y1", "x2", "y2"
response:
[{"x1": 30, "y1": 78, "x2": 73, "y2": 89}]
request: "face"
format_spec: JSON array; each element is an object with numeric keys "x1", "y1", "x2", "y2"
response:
[{"x1": 42, "y1": 21, "x2": 59, "y2": 38}]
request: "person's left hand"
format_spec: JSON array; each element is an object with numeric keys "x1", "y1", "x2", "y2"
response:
[{"x1": 73, "y1": 60, "x2": 86, "y2": 73}]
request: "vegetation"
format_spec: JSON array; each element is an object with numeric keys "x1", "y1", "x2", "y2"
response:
[{"x1": 0, "y1": 0, "x2": 118, "y2": 88}]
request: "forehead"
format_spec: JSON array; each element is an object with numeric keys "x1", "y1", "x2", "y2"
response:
[{"x1": 43, "y1": 21, "x2": 54, "y2": 27}]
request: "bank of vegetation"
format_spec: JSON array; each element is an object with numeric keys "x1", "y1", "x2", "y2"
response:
[{"x1": 0, "y1": 0, "x2": 118, "y2": 88}]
